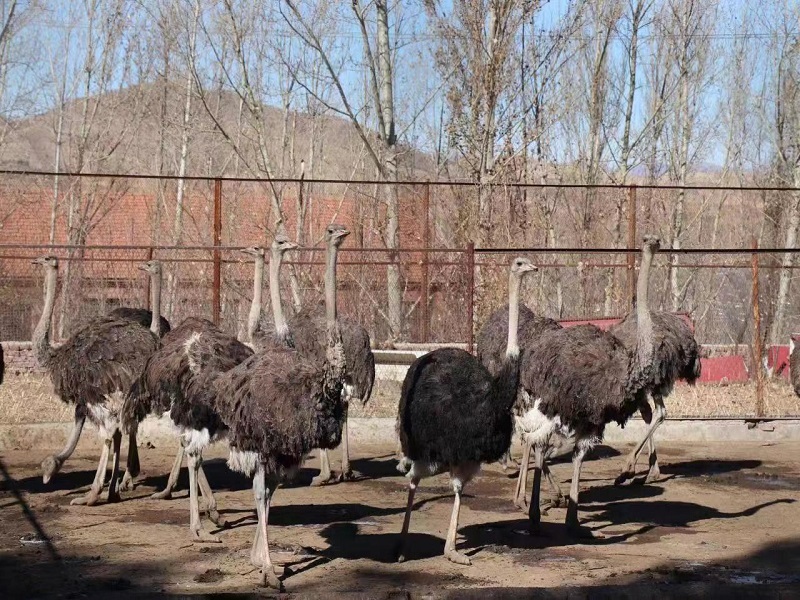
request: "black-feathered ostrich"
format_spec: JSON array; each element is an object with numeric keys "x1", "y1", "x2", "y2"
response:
[
  {"x1": 287, "y1": 249, "x2": 375, "y2": 485},
  {"x1": 120, "y1": 242, "x2": 293, "y2": 529},
  {"x1": 34, "y1": 257, "x2": 164, "y2": 505},
  {"x1": 188, "y1": 224, "x2": 350, "y2": 589},
  {"x1": 610, "y1": 287, "x2": 701, "y2": 485},
  {"x1": 476, "y1": 301, "x2": 564, "y2": 510},
  {"x1": 520, "y1": 236, "x2": 659, "y2": 536},
  {"x1": 789, "y1": 337, "x2": 800, "y2": 396},
  {"x1": 396, "y1": 257, "x2": 537, "y2": 565},
  {"x1": 109, "y1": 307, "x2": 171, "y2": 337}
]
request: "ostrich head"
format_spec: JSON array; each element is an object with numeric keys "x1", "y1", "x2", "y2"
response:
[
  {"x1": 32, "y1": 255, "x2": 58, "y2": 270},
  {"x1": 271, "y1": 235, "x2": 299, "y2": 254},
  {"x1": 325, "y1": 223, "x2": 350, "y2": 246},
  {"x1": 642, "y1": 234, "x2": 661, "y2": 253},
  {"x1": 138, "y1": 259, "x2": 162, "y2": 277},
  {"x1": 240, "y1": 245, "x2": 266, "y2": 259},
  {"x1": 510, "y1": 256, "x2": 537, "y2": 277},
  {"x1": 41, "y1": 455, "x2": 62, "y2": 483}
]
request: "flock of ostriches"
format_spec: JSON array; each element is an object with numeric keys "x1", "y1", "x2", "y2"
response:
[{"x1": 6, "y1": 227, "x2": 706, "y2": 590}]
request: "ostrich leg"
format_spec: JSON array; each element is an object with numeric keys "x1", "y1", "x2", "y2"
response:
[
  {"x1": 513, "y1": 439, "x2": 531, "y2": 510},
  {"x1": 105, "y1": 430, "x2": 124, "y2": 503},
  {"x1": 528, "y1": 444, "x2": 545, "y2": 535},
  {"x1": 70, "y1": 437, "x2": 111, "y2": 506},
  {"x1": 187, "y1": 452, "x2": 220, "y2": 543},
  {"x1": 443, "y1": 478, "x2": 471, "y2": 565},
  {"x1": 151, "y1": 440, "x2": 185, "y2": 500},
  {"x1": 251, "y1": 464, "x2": 282, "y2": 590},
  {"x1": 540, "y1": 462, "x2": 565, "y2": 514},
  {"x1": 396, "y1": 476, "x2": 419, "y2": 562},
  {"x1": 42, "y1": 407, "x2": 86, "y2": 483},
  {"x1": 565, "y1": 444, "x2": 592, "y2": 538},
  {"x1": 338, "y1": 403, "x2": 356, "y2": 481},
  {"x1": 615, "y1": 396, "x2": 666, "y2": 486},
  {"x1": 119, "y1": 430, "x2": 140, "y2": 492},
  {"x1": 196, "y1": 455, "x2": 225, "y2": 526},
  {"x1": 311, "y1": 449, "x2": 335, "y2": 486}
]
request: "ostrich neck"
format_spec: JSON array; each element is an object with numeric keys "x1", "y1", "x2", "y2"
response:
[
  {"x1": 33, "y1": 268, "x2": 57, "y2": 366},
  {"x1": 325, "y1": 243, "x2": 338, "y2": 328},
  {"x1": 506, "y1": 272, "x2": 521, "y2": 358},
  {"x1": 635, "y1": 247, "x2": 655, "y2": 369},
  {"x1": 150, "y1": 269, "x2": 162, "y2": 337},
  {"x1": 324, "y1": 240, "x2": 345, "y2": 384},
  {"x1": 268, "y1": 252, "x2": 288, "y2": 339},
  {"x1": 248, "y1": 255, "x2": 265, "y2": 343}
]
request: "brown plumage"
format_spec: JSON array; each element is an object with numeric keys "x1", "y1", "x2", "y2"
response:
[
  {"x1": 193, "y1": 224, "x2": 350, "y2": 590},
  {"x1": 34, "y1": 257, "x2": 164, "y2": 506},
  {"x1": 790, "y1": 338, "x2": 800, "y2": 396},
  {"x1": 109, "y1": 307, "x2": 171, "y2": 337},
  {"x1": 610, "y1": 310, "x2": 701, "y2": 484},
  {"x1": 518, "y1": 236, "x2": 660, "y2": 536}
]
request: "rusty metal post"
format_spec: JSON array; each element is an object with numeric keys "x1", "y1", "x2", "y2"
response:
[
  {"x1": 751, "y1": 237, "x2": 765, "y2": 417},
  {"x1": 466, "y1": 241, "x2": 475, "y2": 354},
  {"x1": 421, "y1": 183, "x2": 430, "y2": 342},
  {"x1": 212, "y1": 178, "x2": 222, "y2": 326},
  {"x1": 626, "y1": 185, "x2": 638, "y2": 309}
]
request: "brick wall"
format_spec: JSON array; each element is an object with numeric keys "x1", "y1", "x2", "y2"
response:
[{"x1": 1, "y1": 342, "x2": 42, "y2": 375}]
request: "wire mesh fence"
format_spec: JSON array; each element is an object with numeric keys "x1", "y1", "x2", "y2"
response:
[{"x1": 2, "y1": 171, "x2": 800, "y2": 418}]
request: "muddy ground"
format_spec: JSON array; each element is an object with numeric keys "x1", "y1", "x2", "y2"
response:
[{"x1": 1, "y1": 440, "x2": 799, "y2": 599}]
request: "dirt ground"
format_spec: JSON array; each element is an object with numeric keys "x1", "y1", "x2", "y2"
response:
[{"x1": 1, "y1": 440, "x2": 800, "y2": 599}]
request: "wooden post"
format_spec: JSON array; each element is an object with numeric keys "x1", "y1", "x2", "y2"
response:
[
  {"x1": 466, "y1": 241, "x2": 475, "y2": 354},
  {"x1": 212, "y1": 178, "x2": 222, "y2": 326},
  {"x1": 751, "y1": 237, "x2": 764, "y2": 417},
  {"x1": 626, "y1": 185, "x2": 638, "y2": 309},
  {"x1": 421, "y1": 183, "x2": 430, "y2": 343}
]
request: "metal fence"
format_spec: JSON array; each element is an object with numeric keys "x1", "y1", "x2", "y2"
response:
[{"x1": 2, "y1": 170, "x2": 800, "y2": 418}]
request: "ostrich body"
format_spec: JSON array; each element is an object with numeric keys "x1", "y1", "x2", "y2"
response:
[
  {"x1": 35, "y1": 257, "x2": 163, "y2": 505},
  {"x1": 396, "y1": 257, "x2": 536, "y2": 565},
  {"x1": 790, "y1": 338, "x2": 800, "y2": 396},
  {"x1": 109, "y1": 307, "x2": 172, "y2": 337},
  {"x1": 193, "y1": 224, "x2": 349, "y2": 589},
  {"x1": 610, "y1": 309, "x2": 701, "y2": 484},
  {"x1": 520, "y1": 236, "x2": 658, "y2": 535},
  {"x1": 286, "y1": 265, "x2": 375, "y2": 485}
]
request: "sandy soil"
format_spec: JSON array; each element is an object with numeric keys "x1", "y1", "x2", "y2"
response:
[{"x1": 1, "y1": 440, "x2": 799, "y2": 599}]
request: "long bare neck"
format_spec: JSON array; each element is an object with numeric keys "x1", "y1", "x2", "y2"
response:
[
  {"x1": 506, "y1": 272, "x2": 521, "y2": 358},
  {"x1": 635, "y1": 246, "x2": 655, "y2": 368},
  {"x1": 324, "y1": 240, "x2": 345, "y2": 383},
  {"x1": 150, "y1": 269, "x2": 162, "y2": 337},
  {"x1": 248, "y1": 255, "x2": 265, "y2": 343},
  {"x1": 33, "y1": 268, "x2": 57, "y2": 366},
  {"x1": 268, "y1": 251, "x2": 288, "y2": 339}
]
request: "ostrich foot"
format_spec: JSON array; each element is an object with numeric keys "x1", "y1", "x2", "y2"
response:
[
  {"x1": 310, "y1": 472, "x2": 337, "y2": 487},
  {"x1": 337, "y1": 469, "x2": 359, "y2": 482},
  {"x1": 259, "y1": 569, "x2": 283, "y2": 591},
  {"x1": 70, "y1": 489, "x2": 101, "y2": 506},
  {"x1": 541, "y1": 495, "x2": 565, "y2": 515},
  {"x1": 118, "y1": 471, "x2": 135, "y2": 493},
  {"x1": 207, "y1": 508, "x2": 226, "y2": 527},
  {"x1": 614, "y1": 469, "x2": 636, "y2": 487},
  {"x1": 645, "y1": 462, "x2": 662, "y2": 484},
  {"x1": 444, "y1": 549, "x2": 471, "y2": 565},
  {"x1": 396, "y1": 458, "x2": 411, "y2": 474},
  {"x1": 106, "y1": 489, "x2": 122, "y2": 504},
  {"x1": 150, "y1": 488, "x2": 174, "y2": 500},
  {"x1": 191, "y1": 529, "x2": 221, "y2": 543},
  {"x1": 514, "y1": 497, "x2": 528, "y2": 512}
]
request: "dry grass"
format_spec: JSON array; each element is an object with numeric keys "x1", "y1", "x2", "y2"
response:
[{"x1": 2, "y1": 373, "x2": 798, "y2": 425}]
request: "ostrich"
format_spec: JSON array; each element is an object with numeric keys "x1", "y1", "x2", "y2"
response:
[
  {"x1": 191, "y1": 223, "x2": 350, "y2": 588},
  {"x1": 250, "y1": 235, "x2": 299, "y2": 351},
  {"x1": 35, "y1": 257, "x2": 163, "y2": 505},
  {"x1": 790, "y1": 337, "x2": 800, "y2": 396},
  {"x1": 120, "y1": 243, "x2": 281, "y2": 511},
  {"x1": 41, "y1": 303, "x2": 172, "y2": 486},
  {"x1": 476, "y1": 302, "x2": 564, "y2": 509},
  {"x1": 610, "y1": 278, "x2": 701, "y2": 485},
  {"x1": 396, "y1": 257, "x2": 536, "y2": 565},
  {"x1": 520, "y1": 236, "x2": 659, "y2": 536},
  {"x1": 287, "y1": 249, "x2": 375, "y2": 486}
]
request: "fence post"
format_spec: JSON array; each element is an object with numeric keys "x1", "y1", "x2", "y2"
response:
[
  {"x1": 751, "y1": 237, "x2": 765, "y2": 417},
  {"x1": 466, "y1": 241, "x2": 475, "y2": 354},
  {"x1": 421, "y1": 182, "x2": 430, "y2": 343},
  {"x1": 626, "y1": 185, "x2": 637, "y2": 309},
  {"x1": 212, "y1": 178, "x2": 222, "y2": 326}
]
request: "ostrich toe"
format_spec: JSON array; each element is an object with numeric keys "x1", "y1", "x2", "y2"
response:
[
  {"x1": 444, "y1": 549, "x2": 471, "y2": 565},
  {"x1": 310, "y1": 472, "x2": 337, "y2": 487},
  {"x1": 260, "y1": 569, "x2": 283, "y2": 591},
  {"x1": 70, "y1": 489, "x2": 101, "y2": 506},
  {"x1": 119, "y1": 471, "x2": 135, "y2": 492},
  {"x1": 191, "y1": 529, "x2": 221, "y2": 543},
  {"x1": 150, "y1": 488, "x2": 174, "y2": 500},
  {"x1": 207, "y1": 508, "x2": 226, "y2": 527}
]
